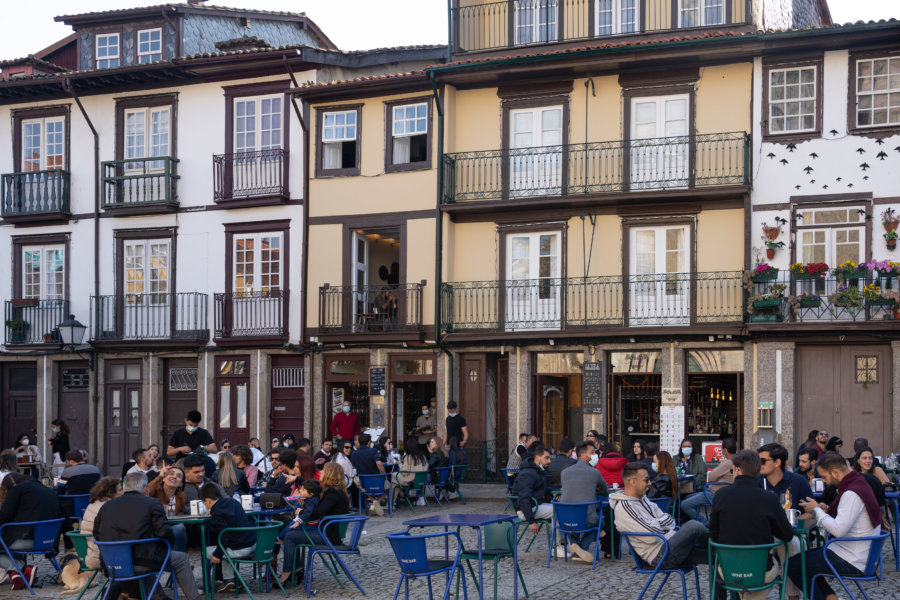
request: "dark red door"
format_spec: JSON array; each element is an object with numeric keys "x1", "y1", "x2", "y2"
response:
[
  {"x1": 58, "y1": 362, "x2": 90, "y2": 452},
  {"x1": 2, "y1": 363, "x2": 37, "y2": 450},
  {"x1": 164, "y1": 359, "x2": 199, "y2": 449},
  {"x1": 215, "y1": 356, "x2": 250, "y2": 446},
  {"x1": 459, "y1": 354, "x2": 486, "y2": 441},
  {"x1": 271, "y1": 355, "x2": 305, "y2": 442}
]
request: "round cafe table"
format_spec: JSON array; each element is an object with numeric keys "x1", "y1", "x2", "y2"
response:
[{"x1": 169, "y1": 514, "x2": 212, "y2": 600}]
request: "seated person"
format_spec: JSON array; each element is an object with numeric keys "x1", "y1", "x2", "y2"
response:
[
  {"x1": 648, "y1": 451, "x2": 678, "y2": 500},
  {"x1": 211, "y1": 452, "x2": 250, "y2": 497},
  {"x1": 278, "y1": 479, "x2": 322, "y2": 585},
  {"x1": 79, "y1": 477, "x2": 122, "y2": 571},
  {"x1": 59, "y1": 449, "x2": 102, "y2": 495},
  {"x1": 263, "y1": 449, "x2": 298, "y2": 497},
  {"x1": 393, "y1": 439, "x2": 429, "y2": 505},
  {"x1": 231, "y1": 445, "x2": 259, "y2": 488},
  {"x1": 0, "y1": 472, "x2": 62, "y2": 586},
  {"x1": 350, "y1": 434, "x2": 386, "y2": 516},
  {"x1": 513, "y1": 445, "x2": 553, "y2": 536},
  {"x1": 200, "y1": 484, "x2": 256, "y2": 594},
  {"x1": 182, "y1": 454, "x2": 224, "y2": 509},
  {"x1": 426, "y1": 437, "x2": 448, "y2": 483},
  {"x1": 547, "y1": 438, "x2": 577, "y2": 489}
]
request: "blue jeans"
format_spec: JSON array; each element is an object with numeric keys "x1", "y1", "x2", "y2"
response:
[
  {"x1": 0, "y1": 539, "x2": 32, "y2": 570},
  {"x1": 172, "y1": 523, "x2": 187, "y2": 552},
  {"x1": 680, "y1": 492, "x2": 711, "y2": 525},
  {"x1": 659, "y1": 520, "x2": 709, "y2": 569},
  {"x1": 788, "y1": 547, "x2": 863, "y2": 599},
  {"x1": 281, "y1": 527, "x2": 325, "y2": 574}
]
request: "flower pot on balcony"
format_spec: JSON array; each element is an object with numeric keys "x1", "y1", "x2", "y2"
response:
[
  {"x1": 885, "y1": 219, "x2": 898, "y2": 232},
  {"x1": 888, "y1": 239, "x2": 897, "y2": 251},
  {"x1": 867, "y1": 298, "x2": 898, "y2": 308},
  {"x1": 798, "y1": 298, "x2": 822, "y2": 308},
  {"x1": 751, "y1": 270, "x2": 779, "y2": 283},
  {"x1": 752, "y1": 298, "x2": 782, "y2": 309},
  {"x1": 793, "y1": 273, "x2": 822, "y2": 281},
  {"x1": 766, "y1": 248, "x2": 776, "y2": 259},
  {"x1": 750, "y1": 313, "x2": 783, "y2": 322}
]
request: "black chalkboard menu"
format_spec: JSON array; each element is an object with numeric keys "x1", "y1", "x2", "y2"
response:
[
  {"x1": 369, "y1": 367, "x2": 386, "y2": 396},
  {"x1": 582, "y1": 361, "x2": 605, "y2": 414}
]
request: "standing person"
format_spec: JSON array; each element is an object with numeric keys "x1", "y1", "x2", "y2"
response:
[
  {"x1": 611, "y1": 462, "x2": 709, "y2": 571},
  {"x1": 506, "y1": 434, "x2": 531, "y2": 471},
  {"x1": 0, "y1": 472, "x2": 62, "y2": 585},
  {"x1": 200, "y1": 484, "x2": 256, "y2": 593},
  {"x1": 547, "y1": 438, "x2": 577, "y2": 489},
  {"x1": 596, "y1": 442, "x2": 628, "y2": 487},
  {"x1": 559, "y1": 441, "x2": 608, "y2": 563},
  {"x1": 708, "y1": 450, "x2": 794, "y2": 600},
  {"x1": 758, "y1": 443, "x2": 812, "y2": 504},
  {"x1": 313, "y1": 440, "x2": 334, "y2": 471},
  {"x1": 791, "y1": 452, "x2": 882, "y2": 600},
  {"x1": 166, "y1": 410, "x2": 216, "y2": 460},
  {"x1": 79, "y1": 477, "x2": 122, "y2": 571},
  {"x1": 414, "y1": 404, "x2": 437, "y2": 446},
  {"x1": 443, "y1": 401, "x2": 468, "y2": 448},
  {"x1": 330, "y1": 400, "x2": 361, "y2": 445},
  {"x1": 231, "y1": 445, "x2": 259, "y2": 488},
  {"x1": 47, "y1": 419, "x2": 70, "y2": 477},
  {"x1": 680, "y1": 438, "x2": 736, "y2": 525},
  {"x1": 93, "y1": 473, "x2": 202, "y2": 600},
  {"x1": 513, "y1": 445, "x2": 553, "y2": 536},
  {"x1": 212, "y1": 452, "x2": 250, "y2": 496},
  {"x1": 675, "y1": 439, "x2": 707, "y2": 493}
]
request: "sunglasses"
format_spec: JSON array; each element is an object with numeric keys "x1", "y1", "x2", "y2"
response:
[
  {"x1": 760, "y1": 458, "x2": 772, "y2": 464},
  {"x1": 343, "y1": 446, "x2": 352, "y2": 450},
  {"x1": 222, "y1": 445, "x2": 231, "y2": 450}
]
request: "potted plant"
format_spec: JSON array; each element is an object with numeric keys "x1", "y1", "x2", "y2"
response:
[
  {"x1": 885, "y1": 230, "x2": 897, "y2": 251},
  {"x1": 828, "y1": 284, "x2": 864, "y2": 312},
  {"x1": 863, "y1": 283, "x2": 897, "y2": 308},
  {"x1": 750, "y1": 263, "x2": 779, "y2": 283},
  {"x1": 748, "y1": 283, "x2": 786, "y2": 322},
  {"x1": 42, "y1": 329, "x2": 61, "y2": 344},
  {"x1": 882, "y1": 207, "x2": 898, "y2": 232},
  {"x1": 764, "y1": 239, "x2": 784, "y2": 260},
  {"x1": 4, "y1": 318, "x2": 30, "y2": 343},
  {"x1": 789, "y1": 262, "x2": 829, "y2": 280},
  {"x1": 761, "y1": 217, "x2": 786, "y2": 240},
  {"x1": 832, "y1": 260, "x2": 867, "y2": 284},
  {"x1": 868, "y1": 259, "x2": 900, "y2": 288},
  {"x1": 796, "y1": 293, "x2": 822, "y2": 308}
]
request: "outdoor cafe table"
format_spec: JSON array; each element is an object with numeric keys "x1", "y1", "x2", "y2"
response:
[
  {"x1": 793, "y1": 515, "x2": 818, "y2": 600},
  {"x1": 170, "y1": 514, "x2": 213, "y2": 600},
  {"x1": 403, "y1": 513, "x2": 519, "y2": 600}
]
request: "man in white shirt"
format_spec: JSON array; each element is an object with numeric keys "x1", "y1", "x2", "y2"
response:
[
  {"x1": 126, "y1": 449, "x2": 154, "y2": 476},
  {"x1": 791, "y1": 452, "x2": 882, "y2": 600}
]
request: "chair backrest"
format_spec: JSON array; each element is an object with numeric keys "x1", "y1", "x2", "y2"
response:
[
  {"x1": 221, "y1": 520, "x2": 281, "y2": 563},
  {"x1": 321, "y1": 516, "x2": 367, "y2": 550},
  {"x1": 65, "y1": 531, "x2": 93, "y2": 567},
  {"x1": 861, "y1": 532, "x2": 890, "y2": 576},
  {"x1": 648, "y1": 496, "x2": 673, "y2": 514},
  {"x1": 386, "y1": 533, "x2": 430, "y2": 572},
  {"x1": 553, "y1": 500, "x2": 601, "y2": 532},
  {"x1": 411, "y1": 470, "x2": 428, "y2": 490},
  {"x1": 60, "y1": 494, "x2": 92, "y2": 520},
  {"x1": 32, "y1": 518, "x2": 65, "y2": 551},
  {"x1": 452, "y1": 464, "x2": 467, "y2": 483},
  {"x1": 501, "y1": 468, "x2": 517, "y2": 490},
  {"x1": 481, "y1": 521, "x2": 515, "y2": 553},
  {"x1": 95, "y1": 538, "x2": 169, "y2": 579},
  {"x1": 358, "y1": 473, "x2": 388, "y2": 494},
  {"x1": 619, "y1": 531, "x2": 665, "y2": 570},
  {"x1": 434, "y1": 466, "x2": 452, "y2": 485},
  {"x1": 702, "y1": 482, "x2": 730, "y2": 503},
  {"x1": 711, "y1": 541, "x2": 782, "y2": 588}
]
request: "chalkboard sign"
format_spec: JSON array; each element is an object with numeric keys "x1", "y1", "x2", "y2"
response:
[
  {"x1": 582, "y1": 361, "x2": 605, "y2": 414},
  {"x1": 369, "y1": 367, "x2": 386, "y2": 396}
]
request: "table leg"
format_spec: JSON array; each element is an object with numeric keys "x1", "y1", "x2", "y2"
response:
[
  {"x1": 891, "y1": 499, "x2": 899, "y2": 572},
  {"x1": 476, "y1": 528, "x2": 484, "y2": 600},
  {"x1": 511, "y1": 522, "x2": 519, "y2": 600},
  {"x1": 200, "y1": 523, "x2": 212, "y2": 600},
  {"x1": 798, "y1": 534, "x2": 807, "y2": 600}
]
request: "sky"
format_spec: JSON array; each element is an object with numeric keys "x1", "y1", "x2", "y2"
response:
[{"x1": 1, "y1": 0, "x2": 898, "y2": 59}]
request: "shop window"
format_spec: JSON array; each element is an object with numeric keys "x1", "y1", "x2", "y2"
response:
[
  {"x1": 855, "y1": 355, "x2": 877, "y2": 384},
  {"x1": 687, "y1": 350, "x2": 743, "y2": 372},
  {"x1": 329, "y1": 359, "x2": 367, "y2": 376},
  {"x1": 535, "y1": 352, "x2": 583, "y2": 373},
  {"x1": 610, "y1": 351, "x2": 662, "y2": 373},
  {"x1": 394, "y1": 359, "x2": 433, "y2": 376}
]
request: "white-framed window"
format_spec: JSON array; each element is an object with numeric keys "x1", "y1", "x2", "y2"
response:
[
  {"x1": 768, "y1": 66, "x2": 817, "y2": 134},
  {"x1": 796, "y1": 207, "x2": 865, "y2": 266},
  {"x1": 22, "y1": 245, "x2": 64, "y2": 300},
  {"x1": 514, "y1": 0, "x2": 558, "y2": 45},
  {"x1": 855, "y1": 56, "x2": 900, "y2": 128},
  {"x1": 124, "y1": 107, "x2": 170, "y2": 171},
  {"x1": 595, "y1": 0, "x2": 638, "y2": 36},
  {"x1": 505, "y1": 230, "x2": 561, "y2": 329},
  {"x1": 137, "y1": 28, "x2": 162, "y2": 64},
  {"x1": 234, "y1": 95, "x2": 283, "y2": 153},
  {"x1": 22, "y1": 117, "x2": 65, "y2": 172},
  {"x1": 391, "y1": 102, "x2": 428, "y2": 165},
  {"x1": 679, "y1": 0, "x2": 725, "y2": 27},
  {"x1": 124, "y1": 239, "x2": 170, "y2": 305},
  {"x1": 233, "y1": 232, "x2": 283, "y2": 295},
  {"x1": 322, "y1": 110, "x2": 357, "y2": 170},
  {"x1": 96, "y1": 33, "x2": 120, "y2": 69}
]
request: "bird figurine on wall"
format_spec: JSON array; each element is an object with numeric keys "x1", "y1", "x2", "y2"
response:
[
  {"x1": 875, "y1": 138, "x2": 884, "y2": 145},
  {"x1": 803, "y1": 166, "x2": 814, "y2": 174},
  {"x1": 787, "y1": 143, "x2": 797, "y2": 152},
  {"x1": 767, "y1": 152, "x2": 776, "y2": 159},
  {"x1": 877, "y1": 151, "x2": 888, "y2": 160},
  {"x1": 780, "y1": 158, "x2": 789, "y2": 165},
  {"x1": 860, "y1": 163, "x2": 870, "y2": 171},
  {"x1": 830, "y1": 129, "x2": 839, "y2": 135},
  {"x1": 836, "y1": 177, "x2": 842, "y2": 181},
  {"x1": 848, "y1": 183, "x2": 854, "y2": 188},
  {"x1": 795, "y1": 184, "x2": 802, "y2": 190},
  {"x1": 856, "y1": 148, "x2": 866, "y2": 154},
  {"x1": 809, "y1": 152, "x2": 818, "y2": 159}
]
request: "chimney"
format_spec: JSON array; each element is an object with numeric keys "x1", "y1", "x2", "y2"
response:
[{"x1": 187, "y1": 0, "x2": 208, "y2": 5}]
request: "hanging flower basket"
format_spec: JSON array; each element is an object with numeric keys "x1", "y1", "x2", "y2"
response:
[
  {"x1": 868, "y1": 297, "x2": 898, "y2": 308},
  {"x1": 798, "y1": 297, "x2": 822, "y2": 308}
]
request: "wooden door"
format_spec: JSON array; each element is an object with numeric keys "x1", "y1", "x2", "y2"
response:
[
  {"x1": 497, "y1": 357, "x2": 509, "y2": 445},
  {"x1": 104, "y1": 362, "x2": 142, "y2": 475},
  {"x1": 271, "y1": 356, "x2": 305, "y2": 441},
  {"x1": 215, "y1": 356, "x2": 250, "y2": 446},
  {"x1": 164, "y1": 359, "x2": 199, "y2": 448},
  {"x1": 537, "y1": 375, "x2": 568, "y2": 451},
  {"x1": 459, "y1": 354, "x2": 486, "y2": 441},
  {"x1": 58, "y1": 362, "x2": 90, "y2": 452},
  {"x1": 2, "y1": 363, "x2": 37, "y2": 450}
]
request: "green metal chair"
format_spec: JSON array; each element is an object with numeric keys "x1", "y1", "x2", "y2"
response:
[
  {"x1": 63, "y1": 531, "x2": 105, "y2": 600},
  {"x1": 215, "y1": 520, "x2": 288, "y2": 600},
  {"x1": 396, "y1": 470, "x2": 430, "y2": 512},
  {"x1": 514, "y1": 498, "x2": 552, "y2": 553},
  {"x1": 708, "y1": 540, "x2": 790, "y2": 600},
  {"x1": 287, "y1": 514, "x2": 355, "y2": 590},
  {"x1": 451, "y1": 464, "x2": 468, "y2": 503},
  {"x1": 456, "y1": 521, "x2": 527, "y2": 600}
]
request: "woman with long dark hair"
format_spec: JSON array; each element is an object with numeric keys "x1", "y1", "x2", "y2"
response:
[
  {"x1": 627, "y1": 439, "x2": 647, "y2": 462},
  {"x1": 80, "y1": 477, "x2": 122, "y2": 569},
  {"x1": 648, "y1": 451, "x2": 678, "y2": 499}
]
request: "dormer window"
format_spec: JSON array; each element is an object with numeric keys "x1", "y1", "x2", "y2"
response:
[
  {"x1": 96, "y1": 33, "x2": 120, "y2": 69},
  {"x1": 138, "y1": 29, "x2": 162, "y2": 64}
]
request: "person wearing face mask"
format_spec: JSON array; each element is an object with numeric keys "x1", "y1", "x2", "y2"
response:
[
  {"x1": 414, "y1": 403, "x2": 436, "y2": 446},
  {"x1": 330, "y1": 400, "x2": 361, "y2": 447},
  {"x1": 513, "y1": 445, "x2": 553, "y2": 536},
  {"x1": 12, "y1": 434, "x2": 41, "y2": 479},
  {"x1": 442, "y1": 401, "x2": 468, "y2": 448},
  {"x1": 675, "y1": 438, "x2": 707, "y2": 497},
  {"x1": 559, "y1": 441, "x2": 608, "y2": 563},
  {"x1": 166, "y1": 410, "x2": 216, "y2": 460},
  {"x1": 47, "y1": 419, "x2": 70, "y2": 478},
  {"x1": 648, "y1": 450, "x2": 678, "y2": 499}
]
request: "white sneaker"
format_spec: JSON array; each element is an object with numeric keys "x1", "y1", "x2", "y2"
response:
[
  {"x1": 415, "y1": 497, "x2": 426, "y2": 506},
  {"x1": 373, "y1": 502, "x2": 384, "y2": 516},
  {"x1": 554, "y1": 544, "x2": 567, "y2": 559},
  {"x1": 571, "y1": 544, "x2": 595, "y2": 563}
]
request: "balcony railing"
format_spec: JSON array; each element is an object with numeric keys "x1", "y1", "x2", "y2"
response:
[
  {"x1": 101, "y1": 157, "x2": 179, "y2": 209},
  {"x1": 442, "y1": 272, "x2": 743, "y2": 331},
  {"x1": 4, "y1": 299, "x2": 69, "y2": 345},
  {"x1": 319, "y1": 283, "x2": 426, "y2": 334},
  {"x1": 452, "y1": 0, "x2": 750, "y2": 54},
  {"x1": 214, "y1": 149, "x2": 289, "y2": 202},
  {"x1": 91, "y1": 293, "x2": 208, "y2": 342},
  {"x1": 441, "y1": 132, "x2": 749, "y2": 203},
  {"x1": 1, "y1": 170, "x2": 70, "y2": 220},
  {"x1": 214, "y1": 290, "x2": 289, "y2": 339},
  {"x1": 748, "y1": 273, "x2": 900, "y2": 324}
]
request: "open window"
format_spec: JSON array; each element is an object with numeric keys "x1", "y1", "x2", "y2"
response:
[
  {"x1": 317, "y1": 105, "x2": 361, "y2": 176},
  {"x1": 350, "y1": 227, "x2": 402, "y2": 332},
  {"x1": 386, "y1": 99, "x2": 432, "y2": 172}
]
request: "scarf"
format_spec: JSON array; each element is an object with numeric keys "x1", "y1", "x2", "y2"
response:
[{"x1": 826, "y1": 470, "x2": 881, "y2": 528}]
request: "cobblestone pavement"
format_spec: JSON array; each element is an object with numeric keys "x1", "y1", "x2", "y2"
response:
[{"x1": 2, "y1": 488, "x2": 898, "y2": 599}]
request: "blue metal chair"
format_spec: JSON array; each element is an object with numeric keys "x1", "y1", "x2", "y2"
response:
[
  {"x1": 547, "y1": 500, "x2": 603, "y2": 568},
  {"x1": 386, "y1": 531, "x2": 468, "y2": 600},
  {"x1": 59, "y1": 494, "x2": 92, "y2": 520},
  {"x1": 0, "y1": 518, "x2": 65, "y2": 595},
  {"x1": 649, "y1": 496, "x2": 674, "y2": 516},
  {"x1": 500, "y1": 468, "x2": 518, "y2": 511},
  {"x1": 618, "y1": 530, "x2": 702, "y2": 600},
  {"x1": 94, "y1": 537, "x2": 176, "y2": 600},
  {"x1": 809, "y1": 531, "x2": 890, "y2": 600},
  {"x1": 450, "y1": 464, "x2": 468, "y2": 504},
  {"x1": 64, "y1": 531, "x2": 106, "y2": 600},
  {"x1": 358, "y1": 472, "x2": 393, "y2": 516},
  {"x1": 304, "y1": 515, "x2": 368, "y2": 598},
  {"x1": 884, "y1": 491, "x2": 899, "y2": 571},
  {"x1": 429, "y1": 467, "x2": 453, "y2": 505},
  {"x1": 693, "y1": 482, "x2": 729, "y2": 521},
  {"x1": 458, "y1": 521, "x2": 525, "y2": 600}
]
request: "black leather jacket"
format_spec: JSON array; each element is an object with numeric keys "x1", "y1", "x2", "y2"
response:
[{"x1": 93, "y1": 491, "x2": 174, "y2": 570}]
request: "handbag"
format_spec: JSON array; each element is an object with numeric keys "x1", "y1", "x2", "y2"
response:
[{"x1": 258, "y1": 492, "x2": 285, "y2": 510}]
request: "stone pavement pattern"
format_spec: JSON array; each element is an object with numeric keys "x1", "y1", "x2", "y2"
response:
[{"x1": 1, "y1": 486, "x2": 897, "y2": 599}]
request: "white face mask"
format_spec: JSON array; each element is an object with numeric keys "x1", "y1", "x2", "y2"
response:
[
  {"x1": 651, "y1": 462, "x2": 658, "y2": 472},
  {"x1": 186, "y1": 425, "x2": 197, "y2": 433},
  {"x1": 52, "y1": 427, "x2": 59, "y2": 433},
  {"x1": 682, "y1": 447, "x2": 692, "y2": 457},
  {"x1": 21, "y1": 439, "x2": 30, "y2": 446},
  {"x1": 448, "y1": 412, "x2": 457, "y2": 418},
  {"x1": 422, "y1": 409, "x2": 430, "y2": 416},
  {"x1": 588, "y1": 454, "x2": 599, "y2": 467},
  {"x1": 342, "y1": 405, "x2": 351, "y2": 413}
]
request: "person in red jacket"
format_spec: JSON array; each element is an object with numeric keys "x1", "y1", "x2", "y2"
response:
[
  {"x1": 330, "y1": 400, "x2": 360, "y2": 443},
  {"x1": 595, "y1": 442, "x2": 628, "y2": 487}
]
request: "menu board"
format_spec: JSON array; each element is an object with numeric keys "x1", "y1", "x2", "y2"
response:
[
  {"x1": 369, "y1": 367, "x2": 386, "y2": 396},
  {"x1": 659, "y1": 405, "x2": 685, "y2": 456},
  {"x1": 582, "y1": 361, "x2": 605, "y2": 414}
]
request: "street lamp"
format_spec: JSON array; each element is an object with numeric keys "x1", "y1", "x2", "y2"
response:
[{"x1": 57, "y1": 314, "x2": 87, "y2": 348}]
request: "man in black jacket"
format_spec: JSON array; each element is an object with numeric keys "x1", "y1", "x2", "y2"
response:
[
  {"x1": 94, "y1": 473, "x2": 201, "y2": 600},
  {"x1": 513, "y1": 445, "x2": 553, "y2": 535},
  {"x1": 0, "y1": 473, "x2": 62, "y2": 583},
  {"x1": 547, "y1": 438, "x2": 577, "y2": 489},
  {"x1": 200, "y1": 484, "x2": 256, "y2": 593},
  {"x1": 709, "y1": 450, "x2": 794, "y2": 600},
  {"x1": 263, "y1": 448, "x2": 297, "y2": 497}
]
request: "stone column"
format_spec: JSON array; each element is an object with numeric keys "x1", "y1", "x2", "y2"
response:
[{"x1": 744, "y1": 341, "x2": 795, "y2": 451}]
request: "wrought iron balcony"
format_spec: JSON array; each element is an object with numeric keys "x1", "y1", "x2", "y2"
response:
[
  {"x1": 101, "y1": 156, "x2": 179, "y2": 212},
  {"x1": 441, "y1": 272, "x2": 743, "y2": 332},
  {"x1": 214, "y1": 149, "x2": 289, "y2": 203},
  {"x1": 1, "y1": 170, "x2": 70, "y2": 222},
  {"x1": 452, "y1": 0, "x2": 750, "y2": 54},
  {"x1": 214, "y1": 290, "x2": 289, "y2": 341},
  {"x1": 748, "y1": 273, "x2": 900, "y2": 325},
  {"x1": 4, "y1": 299, "x2": 69, "y2": 345},
  {"x1": 319, "y1": 283, "x2": 426, "y2": 335},
  {"x1": 91, "y1": 293, "x2": 208, "y2": 343},
  {"x1": 441, "y1": 132, "x2": 749, "y2": 203}
]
